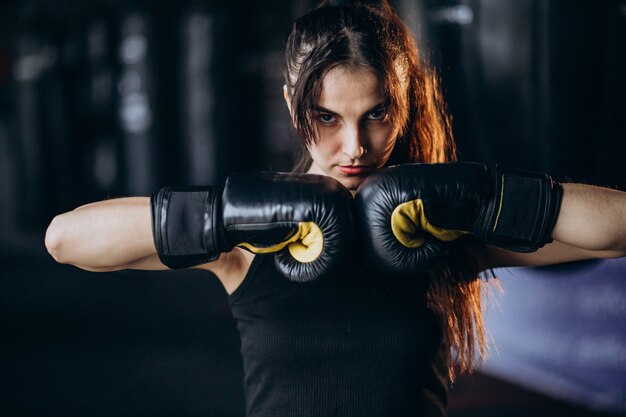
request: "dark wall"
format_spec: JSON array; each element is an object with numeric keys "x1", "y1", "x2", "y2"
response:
[
  {"x1": 419, "y1": 0, "x2": 626, "y2": 187},
  {"x1": 0, "y1": 0, "x2": 307, "y2": 242}
]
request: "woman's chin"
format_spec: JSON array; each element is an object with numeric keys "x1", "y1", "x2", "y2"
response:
[{"x1": 336, "y1": 174, "x2": 367, "y2": 192}]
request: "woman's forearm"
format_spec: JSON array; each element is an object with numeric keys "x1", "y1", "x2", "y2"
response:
[
  {"x1": 552, "y1": 183, "x2": 626, "y2": 253},
  {"x1": 45, "y1": 197, "x2": 160, "y2": 271}
]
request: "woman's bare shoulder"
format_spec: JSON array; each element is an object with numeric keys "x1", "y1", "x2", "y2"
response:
[{"x1": 195, "y1": 248, "x2": 255, "y2": 295}]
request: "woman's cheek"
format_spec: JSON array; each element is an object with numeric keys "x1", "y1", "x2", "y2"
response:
[
  {"x1": 373, "y1": 134, "x2": 399, "y2": 166},
  {"x1": 318, "y1": 138, "x2": 340, "y2": 163}
]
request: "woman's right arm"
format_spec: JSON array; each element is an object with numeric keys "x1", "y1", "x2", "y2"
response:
[
  {"x1": 45, "y1": 197, "x2": 250, "y2": 293},
  {"x1": 45, "y1": 197, "x2": 166, "y2": 272}
]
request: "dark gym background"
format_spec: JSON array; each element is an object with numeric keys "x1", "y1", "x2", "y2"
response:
[{"x1": 0, "y1": 1, "x2": 624, "y2": 416}]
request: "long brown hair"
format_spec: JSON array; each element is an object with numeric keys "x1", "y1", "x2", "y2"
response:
[{"x1": 284, "y1": 0, "x2": 498, "y2": 382}]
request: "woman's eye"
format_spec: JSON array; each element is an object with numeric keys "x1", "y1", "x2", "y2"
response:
[
  {"x1": 367, "y1": 110, "x2": 386, "y2": 120},
  {"x1": 318, "y1": 113, "x2": 336, "y2": 123}
]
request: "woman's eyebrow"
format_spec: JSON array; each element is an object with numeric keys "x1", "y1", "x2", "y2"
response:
[
  {"x1": 366, "y1": 101, "x2": 388, "y2": 111},
  {"x1": 311, "y1": 102, "x2": 387, "y2": 116},
  {"x1": 311, "y1": 105, "x2": 339, "y2": 115}
]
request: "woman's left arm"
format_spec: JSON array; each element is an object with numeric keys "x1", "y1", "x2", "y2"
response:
[{"x1": 486, "y1": 183, "x2": 626, "y2": 268}]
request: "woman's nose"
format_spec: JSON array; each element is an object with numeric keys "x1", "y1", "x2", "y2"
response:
[{"x1": 341, "y1": 125, "x2": 366, "y2": 160}]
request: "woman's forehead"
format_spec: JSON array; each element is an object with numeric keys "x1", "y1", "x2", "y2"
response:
[{"x1": 317, "y1": 67, "x2": 384, "y2": 110}]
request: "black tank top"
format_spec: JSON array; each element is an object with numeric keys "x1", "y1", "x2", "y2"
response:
[{"x1": 229, "y1": 254, "x2": 449, "y2": 417}]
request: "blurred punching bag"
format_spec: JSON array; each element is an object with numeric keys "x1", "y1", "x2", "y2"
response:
[
  {"x1": 179, "y1": 9, "x2": 218, "y2": 186},
  {"x1": 76, "y1": 19, "x2": 119, "y2": 203},
  {"x1": 117, "y1": 13, "x2": 159, "y2": 196},
  {"x1": 13, "y1": 35, "x2": 57, "y2": 229}
]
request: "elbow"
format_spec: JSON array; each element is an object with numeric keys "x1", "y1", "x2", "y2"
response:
[{"x1": 45, "y1": 215, "x2": 70, "y2": 264}]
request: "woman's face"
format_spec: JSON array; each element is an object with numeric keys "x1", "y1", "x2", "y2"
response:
[{"x1": 286, "y1": 67, "x2": 401, "y2": 192}]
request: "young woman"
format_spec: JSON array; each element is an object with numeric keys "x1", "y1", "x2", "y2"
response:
[{"x1": 45, "y1": 1, "x2": 626, "y2": 416}]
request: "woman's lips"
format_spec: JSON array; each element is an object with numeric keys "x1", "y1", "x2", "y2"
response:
[{"x1": 338, "y1": 165, "x2": 372, "y2": 176}]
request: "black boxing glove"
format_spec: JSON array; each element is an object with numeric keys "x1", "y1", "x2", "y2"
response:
[
  {"x1": 355, "y1": 162, "x2": 563, "y2": 275},
  {"x1": 151, "y1": 172, "x2": 354, "y2": 283}
]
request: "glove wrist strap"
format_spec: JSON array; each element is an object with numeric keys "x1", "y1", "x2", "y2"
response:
[
  {"x1": 483, "y1": 165, "x2": 563, "y2": 252},
  {"x1": 151, "y1": 186, "x2": 223, "y2": 269}
]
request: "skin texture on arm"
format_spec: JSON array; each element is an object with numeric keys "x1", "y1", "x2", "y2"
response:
[{"x1": 486, "y1": 183, "x2": 626, "y2": 268}]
